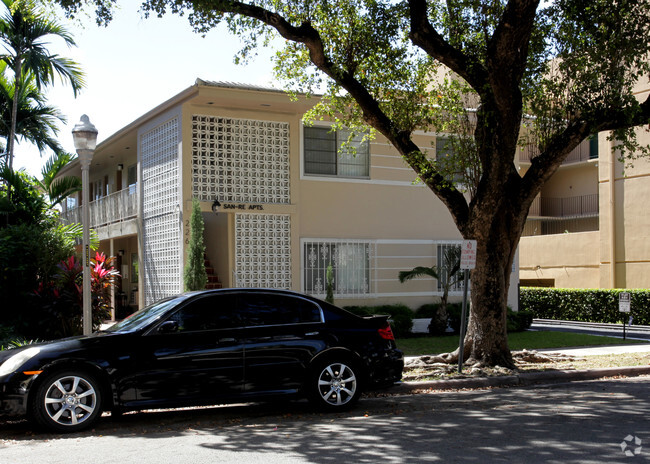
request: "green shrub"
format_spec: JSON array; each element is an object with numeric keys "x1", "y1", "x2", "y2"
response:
[
  {"x1": 507, "y1": 308, "x2": 534, "y2": 332},
  {"x1": 520, "y1": 288, "x2": 650, "y2": 325},
  {"x1": 415, "y1": 303, "x2": 449, "y2": 336},
  {"x1": 343, "y1": 304, "x2": 414, "y2": 338},
  {"x1": 414, "y1": 303, "x2": 436, "y2": 318}
]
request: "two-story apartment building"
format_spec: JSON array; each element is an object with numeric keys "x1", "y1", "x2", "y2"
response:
[
  {"x1": 59, "y1": 79, "x2": 520, "y2": 318},
  {"x1": 519, "y1": 78, "x2": 650, "y2": 289}
]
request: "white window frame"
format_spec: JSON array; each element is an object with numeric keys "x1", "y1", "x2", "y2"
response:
[{"x1": 302, "y1": 124, "x2": 370, "y2": 180}]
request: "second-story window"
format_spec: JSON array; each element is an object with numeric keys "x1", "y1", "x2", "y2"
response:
[
  {"x1": 304, "y1": 126, "x2": 370, "y2": 178},
  {"x1": 127, "y1": 164, "x2": 137, "y2": 195}
]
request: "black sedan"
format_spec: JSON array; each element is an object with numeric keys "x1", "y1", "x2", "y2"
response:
[{"x1": 0, "y1": 289, "x2": 403, "y2": 433}]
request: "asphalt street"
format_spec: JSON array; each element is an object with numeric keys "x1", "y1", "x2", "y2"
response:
[{"x1": 1, "y1": 376, "x2": 649, "y2": 464}]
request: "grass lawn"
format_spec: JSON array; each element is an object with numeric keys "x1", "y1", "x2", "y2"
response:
[{"x1": 396, "y1": 330, "x2": 642, "y2": 357}]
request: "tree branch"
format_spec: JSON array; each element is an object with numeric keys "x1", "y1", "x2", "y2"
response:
[
  {"x1": 487, "y1": 0, "x2": 540, "y2": 96},
  {"x1": 190, "y1": 0, "x2": 471, "y2": 228},
  {"x1": 523, "y1": 93, "x2": 650, "y2": 197},
  {"x1": 407, "y1": 0, "x2": 489, "y2": 93}
]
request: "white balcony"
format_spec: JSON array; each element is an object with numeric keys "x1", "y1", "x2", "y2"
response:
[{"x1": 61, "y1": 187, "x2": 138, "y2": 229}]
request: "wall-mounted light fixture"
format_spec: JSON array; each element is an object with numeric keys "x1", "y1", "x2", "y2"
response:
[
  {"x1": 117, "y1": 163, "x2": 123, "y2": 171},
  {"x1": 118, "y1": 249, "x2": 125, "y2": 257},
  {"x1": 212, "y1": 199, "x2": 221, "y2": 215}
]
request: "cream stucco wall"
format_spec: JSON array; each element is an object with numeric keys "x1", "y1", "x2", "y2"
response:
[
  {"x1": 84, "y1": 81, "x2": 520, "y2": 310},
  {"x1": 520, "y1": 231, "x2": 600, "y2": 287}
]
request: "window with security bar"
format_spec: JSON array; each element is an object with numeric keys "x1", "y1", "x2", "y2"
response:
[
  {"x1": 304, "y1": 126, "x2": 370, "y2": 178},
  {"x1": 303, "y1": 241, "x2": 372, "y2": 297},
  {"x1": 437, "y1": 242, "x2": 465, "y2": 293}
]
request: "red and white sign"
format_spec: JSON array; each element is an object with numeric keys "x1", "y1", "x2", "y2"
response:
[{"x1": 460, "y1": 240, "x2": 477, "y2": 270}]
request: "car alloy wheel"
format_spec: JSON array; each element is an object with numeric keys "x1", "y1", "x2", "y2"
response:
[
  {"x1": 32, "y1": 371, "x2": 102, "y2": 432},
  {"x1": 316, "y1": 362, "x2": 359, "y2": 408}
]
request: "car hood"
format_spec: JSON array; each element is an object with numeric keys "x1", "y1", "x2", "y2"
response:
[{"x1": 0, "y1": 331, "x2": 121, "y2": 361}]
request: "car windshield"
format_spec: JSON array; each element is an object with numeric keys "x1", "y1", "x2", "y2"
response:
[{"x1": 105, "y1": 296, "x2": 188, "y2": 333}]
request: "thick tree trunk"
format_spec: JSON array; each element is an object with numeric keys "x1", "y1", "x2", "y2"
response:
[
  {"x1": 7, "y1": 56, "x2": 22, "y2": 171},
  {"x1": 463, "y1": 200, "x2": 525, "y2": 369}
]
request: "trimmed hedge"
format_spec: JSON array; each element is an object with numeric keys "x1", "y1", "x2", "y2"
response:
[
  {"x1": 343, "y1": 304, "x2": 413, "y2": 338},
  {"x1": 520, "y1": 287, "x2": 650, "y2": 325}
]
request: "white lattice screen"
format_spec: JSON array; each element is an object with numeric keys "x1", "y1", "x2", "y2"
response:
[
  {"x1": 235, "y1": 214, "x2": 292, "y2": 289},
  {"x1": 141, "y1": 117, "x2": 181, "y2": 304},
  {"x1": 192, "y1": 115, "x2": 290, "y2": 204}
]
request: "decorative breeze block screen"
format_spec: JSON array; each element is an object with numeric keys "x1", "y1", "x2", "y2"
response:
[
  {"x1": 141, "y1": 117, "x2": 181, "y2": 304},
  {"x1": 192, "y1": 115, "x2": 290, "y2": 204},
  {"x1": 235, "y1": 213, "x2": 292, "y2": 289}
]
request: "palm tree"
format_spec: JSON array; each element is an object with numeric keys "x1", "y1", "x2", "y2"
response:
[
  {"x1": 0, "y1": 62, "x2": 66, "y2": 157},
  {"x1": 0, "y1": 0, "x2": 84, "y2": 170},
  {"x1": 399, "y1": 245, "x2": 462, "y2": 335},
  {"x1": 37, "y1": 150, "x2": 81, "y2": 208}
]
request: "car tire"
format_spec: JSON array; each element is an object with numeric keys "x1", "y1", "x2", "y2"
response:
[
  {"x1": 308, "y1": 358, "x2": 361, "y2": 411},
  {"x1": 30, "y1": 370, "x2": 103, "y2": 433}
]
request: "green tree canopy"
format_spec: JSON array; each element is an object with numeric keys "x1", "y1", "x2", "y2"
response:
[
  {"x1": 0, "y1": 0, "x2": 85, "y2": 169},
  {"x1": 0, "y1": 62, "x2": 67, "y2": 156}
]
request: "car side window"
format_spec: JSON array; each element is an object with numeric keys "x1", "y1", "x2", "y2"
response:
[
  {"x1": 168, "y1": 294, "x2": 241, "y2": 332},
  {"x1": 238, "y1": 294, "x2": 322, "y2": 326}
]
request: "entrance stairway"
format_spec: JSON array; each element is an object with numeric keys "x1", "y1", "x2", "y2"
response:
[{"x1": 204, "y1": 256, "x2": 223, "y2": 290}]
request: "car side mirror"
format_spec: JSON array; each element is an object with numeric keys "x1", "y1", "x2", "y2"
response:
[{"x1": 158, "y1": 320, "x2": 179, "y2": 334}]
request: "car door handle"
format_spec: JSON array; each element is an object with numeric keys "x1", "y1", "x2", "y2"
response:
[{"x1": 218, "y1": 338, "x2": 236, "y2": 343}]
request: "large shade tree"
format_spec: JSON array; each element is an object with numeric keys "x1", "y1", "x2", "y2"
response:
[
  {"x1": 57, "y1": 0, "x2": 650, "y2": 367},
  {"x1": 0, "y1": 0, "x2": 84, "y2": 170}
]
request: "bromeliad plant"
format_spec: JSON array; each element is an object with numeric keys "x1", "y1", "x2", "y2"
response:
[{"x1": 34, "y1": 252, "x2": 119, "y2": 338}]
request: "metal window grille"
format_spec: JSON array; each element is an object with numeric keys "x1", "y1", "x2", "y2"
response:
[
  {"x1": 141, "y1": 117, "x2": 181, "y2": 304},
  {"x1": 235, "y1": 213, "x2": 292, "y2": 289},
  {"x1": 191, "y1": 115, "x2": 290, "y2": 204},
  {"x1": 436, "y1": 242, "x2": 464, "y2": 292},
  {"x1": 303, "y1": 240, "x2": 374, "y2": 297}
]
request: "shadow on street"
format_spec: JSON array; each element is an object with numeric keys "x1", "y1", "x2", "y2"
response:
[{"x1": 2, "y1": 377, "x2": 649, "y2": 463}]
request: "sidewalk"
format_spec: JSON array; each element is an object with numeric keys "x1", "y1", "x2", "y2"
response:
[
  {"x1": 538, "y1": 343, "x2": 650, "y2": 357},
  {"x1": 397, "y1": 342, "x2": 650, "y2": 394}
]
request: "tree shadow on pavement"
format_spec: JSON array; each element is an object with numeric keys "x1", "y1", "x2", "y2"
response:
[{"x1": 2, "y1": 378, "x2": 649, "y2": 463}]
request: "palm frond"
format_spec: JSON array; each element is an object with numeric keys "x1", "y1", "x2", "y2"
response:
[
  {"x1": 46, "y1": 176, "x2": 81, "y2": 207},
  {"x1": 398, "y1": 266, "x2": 440, "y2": 283}
]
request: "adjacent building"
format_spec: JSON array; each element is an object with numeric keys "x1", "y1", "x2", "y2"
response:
[
  {"x1": 519, "y1": 79, "x2": 650, "y2": 289},
  {"x1": 58, "y1": 79, "x2": 520, "y2": 318}
]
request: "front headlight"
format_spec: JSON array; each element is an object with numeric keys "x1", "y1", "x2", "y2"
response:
[{"x1": 0, "y1": 347, "x2": 41, "y2": 377}]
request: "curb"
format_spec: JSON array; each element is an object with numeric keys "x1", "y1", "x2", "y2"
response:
[{"x1": 393, "y1": 365, "x2": 650, "y2": 393}]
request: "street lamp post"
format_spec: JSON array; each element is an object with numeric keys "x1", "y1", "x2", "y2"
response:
[{"x1": 72, "y1": 115, "x2": 98, "y2": 336}]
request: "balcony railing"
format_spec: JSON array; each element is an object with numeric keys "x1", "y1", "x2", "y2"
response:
[
  {"x1": 528, "y1": 194, "x2": 598, "y2": 218},
  {"x1": 61, "y1": 187, "x2": 138, "y2": 228},
  {"x1": 520, "y1": 137, "x2": 598, "y2": 165}
]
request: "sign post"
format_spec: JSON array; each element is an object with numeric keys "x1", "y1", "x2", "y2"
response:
[
  {"x1": 458, "y1": 240, "x2": 477, "y2": 373},
  {"x1": 619, "y1": 292, "x2": 631, "y2": 340}
]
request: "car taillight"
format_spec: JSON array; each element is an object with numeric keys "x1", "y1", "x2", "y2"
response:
[{"x1": 378, "y1": 324, "x2": 395, "y2": 340}]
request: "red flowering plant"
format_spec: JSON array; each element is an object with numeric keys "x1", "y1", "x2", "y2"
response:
[
  {"x1": 90, "y1": 252, "x2": 120, "y2": 323},
  {"x1": 33, "y1": 253, "x2": 120, "y2": 338}
]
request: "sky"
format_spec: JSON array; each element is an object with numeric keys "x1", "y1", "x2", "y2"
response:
[{"x1": 15, "y1": 1, "x2": 277, "y2": 176}]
